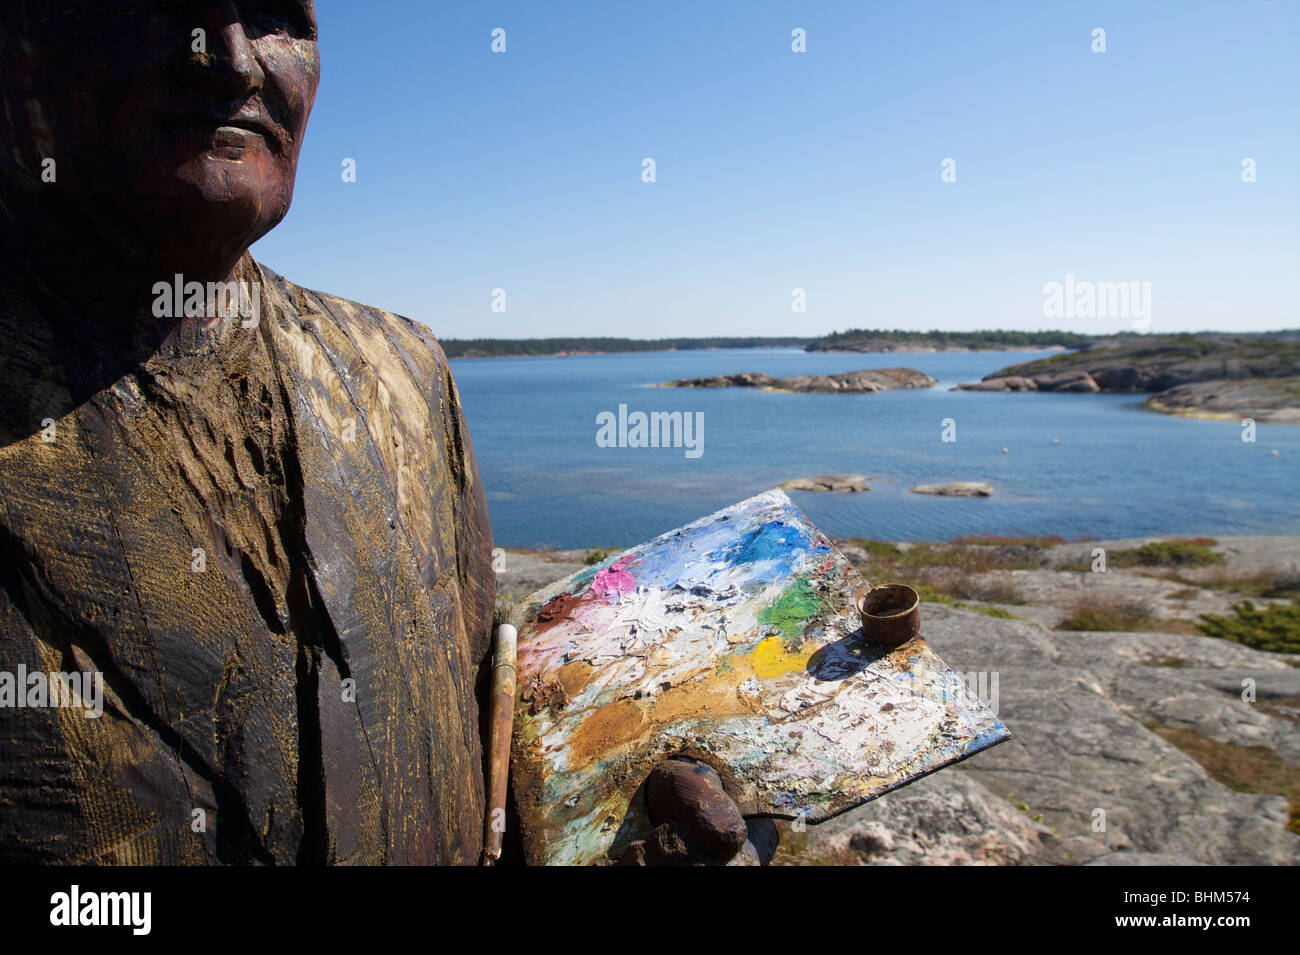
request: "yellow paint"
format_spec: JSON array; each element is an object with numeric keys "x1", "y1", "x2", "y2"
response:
[{"x1": 750, "y1": 636, "x2": 813, "y2": 679}]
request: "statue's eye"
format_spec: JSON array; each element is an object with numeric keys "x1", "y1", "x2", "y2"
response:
[
  {"x1": 83, "y1": 1, "x2": 317, "y2": 42},
  {"x1": 240, "y1": 1, "x2": 318, "y2": 41},
  {"x1": 103, "y1": 0, "x2": 179, "y2": 17}
]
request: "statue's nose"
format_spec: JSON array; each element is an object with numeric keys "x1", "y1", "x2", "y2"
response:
[{"x1": 184, "y1": 2, "x2": 266, "y2": 99}]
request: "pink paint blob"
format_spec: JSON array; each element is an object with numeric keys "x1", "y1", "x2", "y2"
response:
[{"x1": 592, "y1": 558, "x2": 637, "y2": 599}]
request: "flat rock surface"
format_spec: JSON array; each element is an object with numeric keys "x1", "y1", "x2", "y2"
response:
[
  {"x1": 777, "y1": 535, "x2": 1300, "y2": 866},
  {"x1": 494, "y1": 548, "x2": 590, "y2": 603},
  {"x1": 778, "y1": 600, "x2": 1298, "y2": 866}
]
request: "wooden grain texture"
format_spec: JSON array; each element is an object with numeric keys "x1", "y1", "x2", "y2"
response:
[{"x1": 0, "y1": 254, "x2": 496, "y2": 864}]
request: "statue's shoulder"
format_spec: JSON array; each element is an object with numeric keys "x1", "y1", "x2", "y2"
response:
[{"x1": 254, "y1": 258, "x2": 450, "y2": 378}]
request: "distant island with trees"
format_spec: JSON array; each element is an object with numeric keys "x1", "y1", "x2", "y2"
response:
[
  {"x1": 439, "y1": 329, "x2": 1105, "y2": 358},
  {"x1": 439, "y1": 329, "x2": 1297, "y2": 360},
  {"x1": 439, "y1": 336, "x2": 814, "y2": 358},
  {"x1": 805, "y1": 328, "x2": 1101, "y2": 352}
]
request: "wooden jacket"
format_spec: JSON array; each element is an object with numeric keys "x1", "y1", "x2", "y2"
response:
[{"x1": 0, "y1": 254, "x2": 495, "y2": 863}]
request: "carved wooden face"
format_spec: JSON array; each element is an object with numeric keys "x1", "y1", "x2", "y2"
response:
[{"x1": 2, "y1": 1, "x2": 320, "y2": 277}]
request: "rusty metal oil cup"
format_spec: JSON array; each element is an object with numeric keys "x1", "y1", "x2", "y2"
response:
[{"x1": 853, "y1": 583, "x2": 921, "y2": 648}]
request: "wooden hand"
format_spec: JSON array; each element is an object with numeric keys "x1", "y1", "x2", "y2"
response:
[{"x1": 618, "y1": 756, "x2": 779, "y2": 865}]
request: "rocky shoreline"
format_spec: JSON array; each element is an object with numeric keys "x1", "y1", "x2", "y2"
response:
[
  {"x1": 661, "y1": 367, "x2": 936, "y2": 393},
  {"x1": 957, "y1": 334, "x2": 1300, "y2": 423},
  {"x1": 1146, "y1": 379, "x2": 1300, "y2": 423},
  {"x1": 809, "y1": 343, "x2": 1066, "y2": 354},
  {"x1": 496, "y1": 533, "x2": 1300, "y2": 865}
]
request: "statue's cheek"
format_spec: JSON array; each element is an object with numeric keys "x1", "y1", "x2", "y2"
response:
[{"x1": 260, "y1": 37, "x2": 321, "y2": 132}]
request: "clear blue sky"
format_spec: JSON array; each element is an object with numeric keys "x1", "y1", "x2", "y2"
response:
[{"x1": 251, "y1": 0, "x2": 1300, "y2": 338}]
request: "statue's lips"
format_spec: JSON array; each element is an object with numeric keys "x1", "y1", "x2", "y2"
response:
[{"x1": 162, "y1": 115, "x2": 282, "y2": 153}]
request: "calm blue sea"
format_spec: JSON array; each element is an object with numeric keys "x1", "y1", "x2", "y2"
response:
[{"x1": 450, "y1": 348, "x2": 1299, "y2": 549}]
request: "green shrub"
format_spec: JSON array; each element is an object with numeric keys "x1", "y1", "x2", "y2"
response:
[
  {"x1": 1197, "y1": 600, "x2": 1300, "y2": 654},
  {"x1": 913, "y1": 584, "x2": 1021, "y2": 620},
  {"x1": 952, "y1": 534, "x2": 1066, "y2": 548},
  {"x1": 1111, "y1": 540, "x2": 1223, "y2": 568},
  {"x1": 848, "y1": 538, "x2": 903, "y2": 559},
  {"x1": 1056, "y1": 598, "x2": 1152, "y2": 631},
  {"x1": 842, "y1": 538, "x2": 1029, "y2": 611},
  {"x1": 583, "y1": 548, "x2": 611, "y2": 566},
  {"x1": 972, "y1": 605, "x2": 1021, "y2": 619}
]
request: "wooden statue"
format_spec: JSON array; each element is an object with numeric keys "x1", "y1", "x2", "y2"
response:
[{"x1": 0, "y1": 1, "x2": 760, "y2": 865}]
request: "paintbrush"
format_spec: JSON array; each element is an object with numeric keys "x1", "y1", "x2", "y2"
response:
[{"x1": 482, "y1": 623, "x2": 517, "y2": 865}]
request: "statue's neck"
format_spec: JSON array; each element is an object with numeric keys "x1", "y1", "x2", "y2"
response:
[
  {"x1": 0, "y1": 210, "x2": 258, "y2": 360},
  {"x1": 0, "y1": 250, "x2": 265, "y2": 447},
  {"x1": 0, "y1": 181, "x2": 250, "y2": 330}
]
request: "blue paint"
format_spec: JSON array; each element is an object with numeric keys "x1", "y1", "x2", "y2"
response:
[
  {"x1": 715, "y1": 519, "x2": 826, "y2": 579},
  {"x1": 606, "y1": 509, "x2": 835, "y2": 604}
]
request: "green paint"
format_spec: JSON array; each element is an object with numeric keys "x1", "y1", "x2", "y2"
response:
[{"x1": 759, "y1": 578, "x2": 819, "y2": 647}]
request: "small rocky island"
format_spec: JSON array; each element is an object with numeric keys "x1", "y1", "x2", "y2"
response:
[
  {"x1": 958, "y1": 333, "x2": 1300, "y2": 422},
  {"x1": 778, "y1": 475, "x2": 872, "y2": 493},
  {"x1": 909, "y1": 481, "x2": 995, "y2": 497},
  {"x1": 662, "y1": 367, "x2": 936, "y2": 393}
]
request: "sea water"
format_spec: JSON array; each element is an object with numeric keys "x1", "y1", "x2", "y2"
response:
[{"x1": 452, "y1": 348, "x2": 1300, "y2": 549}]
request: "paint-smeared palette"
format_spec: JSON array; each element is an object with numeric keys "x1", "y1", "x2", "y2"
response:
[{"x1": 509, "y1": 489, "x2": 1009, "y2": 865}]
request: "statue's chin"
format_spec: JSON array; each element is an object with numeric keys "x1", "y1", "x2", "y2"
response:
[
  {"x1": 13, "y1": 127, "x2": 296, "y2": 293},
  {"x1": 92, "y1": 165, "x2": 290, "y2": 282},
  {"x1": 174, "y1": 142, "x2": 286, "y2": 210}
]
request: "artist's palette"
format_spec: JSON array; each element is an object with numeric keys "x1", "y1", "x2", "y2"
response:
[{"x1": 509, "y1": 489, "x2": 1009, "y2": 865}]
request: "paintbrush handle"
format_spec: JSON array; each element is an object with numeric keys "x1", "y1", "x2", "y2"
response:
[{"x1": 482, "y1": 624, "x2": 517, "y2": 864}]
